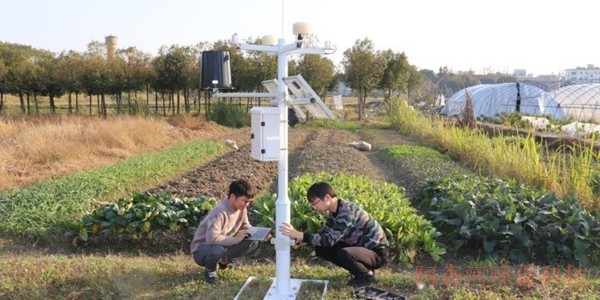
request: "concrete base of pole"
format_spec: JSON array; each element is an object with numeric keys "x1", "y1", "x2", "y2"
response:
[{"x1": 233, "y1": 276, "x2": 329, "y2": 300}]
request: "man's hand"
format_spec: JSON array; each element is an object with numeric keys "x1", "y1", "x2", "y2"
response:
[
  {"x1": 235, "y1": 229, "x2": 249, "y2": 241},
  {"x1": 279, "y1": 223, "x2": 303, "y2": 241},
  {"x1": 292, "y1": 237, "x2": 302, "y2": 249}
]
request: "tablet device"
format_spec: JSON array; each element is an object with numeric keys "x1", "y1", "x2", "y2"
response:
[{"x1": 246, "y1": 227, "x2": 271, "y2": 241}]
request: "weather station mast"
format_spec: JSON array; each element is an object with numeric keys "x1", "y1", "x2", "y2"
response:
[{"x1": 201, "y1": 11, "x2": 336, "y2": 300}]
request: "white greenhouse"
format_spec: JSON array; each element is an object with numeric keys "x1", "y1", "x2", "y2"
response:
[
  {"x1": 441, "y1": 83, "x2": 566, "y2": 119},
  {"x1": 548, "y1": 84, "x2": 600, "y2": 123}
]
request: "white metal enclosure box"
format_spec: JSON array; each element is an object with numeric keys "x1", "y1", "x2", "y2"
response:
[{"x1": 250, "y1": 107, "x2": 280, "y2": 161}]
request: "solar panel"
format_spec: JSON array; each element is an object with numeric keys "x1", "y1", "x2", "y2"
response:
[
  {"x1": 261, "y1": 79, "x2": 307, "y2": 122},
  {"x1": 260, "y1": 79, "x2": 280, "y2": 106},
  {"x1": 283, "y1": 75, "x2": 335, "y2": 119}
]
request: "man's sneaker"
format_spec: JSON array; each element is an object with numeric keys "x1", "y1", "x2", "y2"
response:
[
  {"x1": 204, "y1": 270, "x2": 219, "y2": 284},
  {"x1": 218, "y1": 258, "x2": 230, "y2": 269},
  {"x1": 369, "y1": 270, "x2": 378, "y2": 282},
  {"x1": 347, "y1": 272, "x2": 378, "y2": 287}
]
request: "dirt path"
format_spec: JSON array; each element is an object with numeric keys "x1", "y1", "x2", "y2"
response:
[
  {"x1": 147, "y1": 127, "x2": 416, "y2": 198},
  {"x1": 357, "y1": 129, "x2": 424, "y2": 197}
]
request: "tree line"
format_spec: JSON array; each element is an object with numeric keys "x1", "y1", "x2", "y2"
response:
[{"x1": 1, "y1": 37, "x2": 495, "y2": 120}]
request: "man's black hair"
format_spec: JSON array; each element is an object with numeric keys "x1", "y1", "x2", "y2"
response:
[
  {"x1": 228, "y1": 179, "x2": 254, "y2": 198},
  {"x1": 306, "y1": 182, "x2": 337, "y2": 200}
]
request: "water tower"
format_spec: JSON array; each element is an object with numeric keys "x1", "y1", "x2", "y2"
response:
[{"x1": 105, "y1": 35, "x2": 118, "y2": 60}]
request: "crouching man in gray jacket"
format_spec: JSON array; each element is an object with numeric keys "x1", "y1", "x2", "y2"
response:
[{"x1": 191, "y1": 179, "x2": 258, "y2": 284}]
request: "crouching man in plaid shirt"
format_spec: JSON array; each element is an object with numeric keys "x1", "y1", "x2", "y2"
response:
[{"x1": 280, "y1": 182, "x2": 389, "y2": 287}]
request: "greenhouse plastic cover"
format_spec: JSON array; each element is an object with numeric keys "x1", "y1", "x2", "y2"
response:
[
  {"x1": 442, "y1": 83, "x2": 566, "y2": 119},
  {"x1": 549, "y1": 84, "x2": 600, "y2": 122}
]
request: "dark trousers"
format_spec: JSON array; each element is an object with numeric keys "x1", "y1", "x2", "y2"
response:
[
  {"x1": 315, "y1": 241, "x2": 388, "y2": 278},
  {"x1": 192, "y1": 239, "x2": 258, "y2": 272}
]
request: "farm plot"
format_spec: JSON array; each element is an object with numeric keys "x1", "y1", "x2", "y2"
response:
[
  {"x1": 146, "y1": 127, "x2": 412, "y2": 198},
  {"x1": 1, "y1": 126, "x2": 597, "y2": 299}
]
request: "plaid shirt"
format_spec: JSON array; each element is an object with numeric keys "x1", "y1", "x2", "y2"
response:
[{"x1": 305, "y1": 199, "x2": 388, "y2": 249}]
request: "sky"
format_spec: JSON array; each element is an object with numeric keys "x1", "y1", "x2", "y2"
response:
[{"x1": 1, "y1": 0, "x2": 599, "y2": 76}]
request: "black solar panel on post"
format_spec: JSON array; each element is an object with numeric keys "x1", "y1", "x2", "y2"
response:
[{"x1": 200, "y1": 51, "x2": 232, "y2": 91}]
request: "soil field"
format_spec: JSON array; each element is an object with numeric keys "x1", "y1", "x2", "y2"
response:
[{"x1": 146, "y1": 127, "x2": 416, "y2": 199}]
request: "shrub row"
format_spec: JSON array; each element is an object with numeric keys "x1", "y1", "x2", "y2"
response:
[
  {"x1": 0, "y1": 139, "x2": 224, "y2": 238},
  {"x1": 65, "y1": 193, "x2": 217, "y2": 244},
  {"x1": 415, "y1": 174, "x2": 600, "y2": 265},
  {"x1": 252, "y1": 172, "x2": 447, "y2": 264}
]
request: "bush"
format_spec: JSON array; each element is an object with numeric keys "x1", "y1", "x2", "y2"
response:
[
  {"x1": 252, "y1": 172, "x2": 446, "y2": 264},
  {"x1": 65, "y1": 193, "x2": 217, "y2": 244},
  {"x1": 209, "y1": 101, "x2": 249, "y2": 127},
  {"x1": 415, "y1": 174, "x2": 600, "y2": 265}
]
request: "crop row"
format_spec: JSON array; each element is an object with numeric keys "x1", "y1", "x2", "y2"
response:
[{"x1": 0, "y1": 139, "x2": 224, "y2": 238}]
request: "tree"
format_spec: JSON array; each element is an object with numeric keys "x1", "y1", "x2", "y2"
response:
[
  {"x1": 0, "y1": 43, "x2": 40, "y2": 113},
  {"x1": 152, "y1": 45, "x2": 196, "y2": 115},
  {"x1": 56, "y1": 50, "x2": 85, "y2": 113},
  {"x1": 295, "y1": 54, "x2": 336, "y2": 98},
  {"x1": 106, "y1": 56, "x2": 127, "y2": 113},
  {"x1": 379, "y1": 50, "x2": 410, "y2": 103},
  {"x1": 81, "y1": 43, "x2": 110, "y2": 116},
  {"x1": 437, "y1": 66, "x2": 479, "y2": 97},
  {"x1": 419, "y1": 69, "x2": 437, "y2": 83},
  {"x1": 180, "y1": 45, "x2": 202, "y2": 113},
  {"x1": 406, "y1": 64, "x2": 424, "y2": 99},
  {"x1": 38, "y1": 53, "x2": 65, "y2": 114},
  {"x1": 249, "y1": 50, "x2": 277, "y2": 92},
  {"x1": 496, "y1": 75, "x2": 517, "y2": 84},
  {"x1": 413, "y1": 69, "x2": 440, "y2": 106},
  {"x1": 118, "y1": 47, "x2": 150, "y2": 93},
  {"x1": 342, "y1": 38, "x2": 385, "y2": 120},
  {"x1": 0, "y1": 59, "x2": 6, "y2": 111}
]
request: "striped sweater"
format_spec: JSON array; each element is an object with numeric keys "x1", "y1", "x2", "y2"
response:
[{"x1": 303, "y1": 199, "x2": 388, "y2": 249}]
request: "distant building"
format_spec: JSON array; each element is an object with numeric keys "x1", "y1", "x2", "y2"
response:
[
  {"x1": 564, "y1": 64, "x2": 600, "y2": 83},
  {"x1": 519, "y1": 74, "x2": 561, "y2": 92}
]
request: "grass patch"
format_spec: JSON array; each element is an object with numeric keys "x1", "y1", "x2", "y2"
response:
[
  {"x1": 0, "y1": 252, "x2": 597, "y2": 299},
  {"x1": 298, "y1": 118, "x2": 391, "y2": 130},
  {"x1": 0, "y1": 139, "x2": 225, "y2": 239},
  {"x1": 381, "y1": 145, "x2": 468, "y2": 181},
  {"x1": 0, "y1": 114, "x2": 223, "y2": 191}
]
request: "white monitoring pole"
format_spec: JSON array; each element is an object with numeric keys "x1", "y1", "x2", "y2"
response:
[{"x1": 238, "y1": 23, "x2": 331, "y2": 299}]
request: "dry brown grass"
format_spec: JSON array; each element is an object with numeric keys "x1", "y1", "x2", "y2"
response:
[{"x1": 0, "y1": 114, "x2": 228, "y2": 191}]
